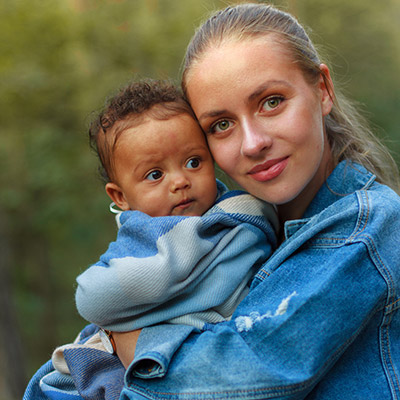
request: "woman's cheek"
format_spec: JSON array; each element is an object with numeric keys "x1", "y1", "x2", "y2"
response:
[{"x1": 210, "y1": 140, "x2": 237, "y2": 175}]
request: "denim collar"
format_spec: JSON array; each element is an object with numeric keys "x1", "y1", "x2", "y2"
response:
[{"x1": 284, "y1": 161, "x2": 376, "y2": 239}]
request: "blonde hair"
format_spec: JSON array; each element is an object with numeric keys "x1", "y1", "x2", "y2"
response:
[{"x1": 182, "y1": 3, "x2": 400, "y2": 193}]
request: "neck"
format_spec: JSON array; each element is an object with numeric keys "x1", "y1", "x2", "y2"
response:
[
  {"x1": 277, "y1": 156, "x2": 335, "y2": 228},
  {"x1": 277, "y1": 186, "x2": 315, "y2": 225}
]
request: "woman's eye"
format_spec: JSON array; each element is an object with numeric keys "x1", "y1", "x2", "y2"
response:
[
  {"x1": 262, "y1": 96, "x2": 283, "y2": 111},
  {"x1": 146, "y1": 170, "x2": 163, "y2": 181},
  {"x1": 212, "y1": 120, "x2": 232, "y2": 133},
  {"x1": 186, "y1": 158, "x2": 201, "y2": 169}
]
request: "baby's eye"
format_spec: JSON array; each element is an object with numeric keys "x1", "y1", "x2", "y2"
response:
[
  {"x1": 262, "y1": 96, "x2": 283, "y2": 111},
  {"x1": 211, "y1": 119, "x2": 233, "y2": 133},
  {"x1": 186, "y1": 158, "x2": 201, "y2": 169},
  {"x1": 145, "y1": 170, "x2": 163, "y2": 181}
]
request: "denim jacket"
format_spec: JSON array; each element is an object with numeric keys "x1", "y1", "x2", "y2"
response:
[
  {"x1": 121, "y1": 161, "x2": 400, "y2": 399},
  {"x1": 24, "y1": 161, "x2": 400, "y2": 400}
]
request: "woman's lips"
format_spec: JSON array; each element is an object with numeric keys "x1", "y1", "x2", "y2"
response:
[{"x1": 248, "y1": 157, "x2": 289, "y2": 182}]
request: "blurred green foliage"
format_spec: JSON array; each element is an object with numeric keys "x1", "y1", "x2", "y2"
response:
[{"x1": 0, "y1": 0, "x2": 399, "y2": 391}]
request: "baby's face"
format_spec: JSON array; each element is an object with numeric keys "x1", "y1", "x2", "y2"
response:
[{"x1": 109, "y1": 113, "x2": 217, "y2": 216}]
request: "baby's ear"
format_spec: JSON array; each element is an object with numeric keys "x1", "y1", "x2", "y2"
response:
[{"x1": 105, "y1": 182, "x2": 130, "y2": 211}]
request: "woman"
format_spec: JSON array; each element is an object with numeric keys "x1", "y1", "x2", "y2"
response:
[{"x1": 25, "y1": 3, "x2": 400, "y2": 400}]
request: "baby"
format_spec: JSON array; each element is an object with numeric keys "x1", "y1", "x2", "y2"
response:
[{"x1": 72, "y1": 79, "x2": 278, "y2": 358}]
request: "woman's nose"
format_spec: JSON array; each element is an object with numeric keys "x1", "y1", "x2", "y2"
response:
[
  {"x1": 240, "y1": 119, "x2": 272, "y2": 157},
  {"x1": 170, "y1": 173, "x2": 191, "y2": 192}
]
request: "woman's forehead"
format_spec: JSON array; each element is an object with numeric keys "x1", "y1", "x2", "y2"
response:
[
  {"x1": 185, "y1": 36, "x2": 298, "y2": 105},
  {"x1": 186, "y1": 35, "x2": 291, "y2": 85}
]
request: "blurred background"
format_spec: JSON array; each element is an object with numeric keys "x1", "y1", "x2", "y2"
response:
[{"x1": 1, "y1": 0, "x2": 399, "y2": 398}]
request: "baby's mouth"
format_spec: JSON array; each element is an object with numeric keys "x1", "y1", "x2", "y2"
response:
[{"x1": 175, "y1": 199, "x2": 194, "y2": 209}]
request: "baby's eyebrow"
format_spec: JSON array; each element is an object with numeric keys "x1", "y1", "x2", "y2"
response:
[{"x1": 133, "y1": 159, "x2": 159, "y2": 174}]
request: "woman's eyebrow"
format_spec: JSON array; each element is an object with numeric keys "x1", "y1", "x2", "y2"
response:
[
  {"x1": 197, "y1": 109, "x2": 228, "y2": 123},
  {"x1": 247, "y1": 80, "x2": 292, "y2": 104},
  {"x1": 198, "y1": 80, "x2": 293, "y2": 122}
]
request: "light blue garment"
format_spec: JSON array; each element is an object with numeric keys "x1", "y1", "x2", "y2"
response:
[
  {"x1": 24, "y1": 161, "x2": 400, "y2": 399},
  {"x1": 76, "y1": 185, "x2": 278, "y2": 331}
]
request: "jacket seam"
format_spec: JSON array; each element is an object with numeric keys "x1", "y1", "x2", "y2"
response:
[
  {"x1": 387, "y1": 298, "x2": 400, "y2": 311},
  {"x1": 349, "y1": 190, "x2": 369, "y2": 241},
  {"x1": 380, "y1": 309, "x2": 400, "y2": 399},
  {"x1": 358, "y1": 234, "x2": 396, "y2": 302}
]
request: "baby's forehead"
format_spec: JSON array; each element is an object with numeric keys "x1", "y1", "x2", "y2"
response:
[
  {"x1": 117, "y1": 110, "x2": 197, "y2": 138},
  {"x1": 106, "y1": 104, "x2": 203, "y2": 165},
  {"x1": 115, "y1": 114, "x2": 209, "y2": 162}
]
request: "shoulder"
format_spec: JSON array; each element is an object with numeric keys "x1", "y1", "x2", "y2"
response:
[
  {"x1": 322, "y1": 181, "x2": 400, "y2": 239},
  {"x1": 339, "y1": 180, "x2": 400, "y2": 238},
  {"x1": 365, "y1": 179, "x2": 400, "y2": 213},
  {"x1": 310, "y1": 180, "x2": 400, "y2": 274},
  {"x1": 297, "y1": 162, "x2": 400, "y2": 240},
  {"x1": 354, "y1": 181, "x2": 400, "y2": 245},
  {"x1": 284, "y1": 177, "x2": 400, "y2": 254}
]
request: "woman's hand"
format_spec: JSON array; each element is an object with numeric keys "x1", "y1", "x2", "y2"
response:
[{"x1": 112, "y1": 329, "x2": 142, "y2": 369}]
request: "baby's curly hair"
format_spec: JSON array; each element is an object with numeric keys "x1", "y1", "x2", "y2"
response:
[{"x1": 89, "y1": 79, "x2": 196, "y2": 183}]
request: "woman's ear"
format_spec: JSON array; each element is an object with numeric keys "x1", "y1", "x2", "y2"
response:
[
  {"x1": 319, "y1": 63, "x2": 334, "y2": 116},
  {"x1": 105, "y1": 182, "x2": 130, "y2": 211}
]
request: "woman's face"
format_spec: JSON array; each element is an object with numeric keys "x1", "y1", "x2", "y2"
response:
[{"x1": 185, "y1": 36, "x2": 334, "y2": 219}]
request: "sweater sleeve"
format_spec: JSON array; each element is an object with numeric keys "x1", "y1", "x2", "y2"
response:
[
  {"x1": 75, "y1": 211, "x2": 214, "y2": 328},
  {"x1": 75, "y1": 196, "x2": 277, "y2": 331}
]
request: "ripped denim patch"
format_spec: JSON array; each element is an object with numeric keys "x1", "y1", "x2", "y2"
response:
[{"x1": 235, "y1": 291, "x2": 298, "y2": 332}]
